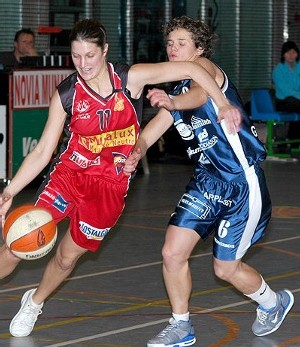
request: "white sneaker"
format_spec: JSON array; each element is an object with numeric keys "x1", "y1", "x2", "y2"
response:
[{"x1": 9, "y1": 289, "x2": 43, "y2": 337}]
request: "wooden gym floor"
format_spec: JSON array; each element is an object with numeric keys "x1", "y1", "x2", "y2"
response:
[{"x1": 1, "y1": 158, "x2": 300, "y2": 347}]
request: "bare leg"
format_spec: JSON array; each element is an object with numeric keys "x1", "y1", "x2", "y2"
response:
[
  {"x1": 32, "y1": 229, "x2": 88, "y2": 305},
  {"x1": 213, "y1": 258, "x2": 262, "y2": 294},
  {"x1": 162, "y1": 225, "x2": 200, "y2": 314},
  {"x1": 0, "y1": 244, "x2": 22, "y2": 279}
]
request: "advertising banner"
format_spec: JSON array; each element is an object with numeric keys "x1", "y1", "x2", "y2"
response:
[
  {"x1": 13, "y1": 69, "x2": 74, "y2": 109},
  {"x1": 8, "y1": 69, "x2": 74, "y2": 178},
  {"x1": 12, "y1": 109, "x2": 48, "y2": 176}
]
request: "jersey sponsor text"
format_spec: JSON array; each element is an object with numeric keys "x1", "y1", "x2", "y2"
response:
[
  {"x1": 79, "y1": 124, "x2": 136, "y2": 153},
  {"x1": 79, "y1": 221, "x2": 110, "y2": 240}
]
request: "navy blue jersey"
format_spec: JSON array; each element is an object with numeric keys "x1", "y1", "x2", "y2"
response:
[{"x1": 170, "y1": 69, "x2": 266, "y2": 182}]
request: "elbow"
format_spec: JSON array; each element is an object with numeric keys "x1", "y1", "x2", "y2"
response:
[{"x1": 30, "y1": 143, "x2": 56, "y2": 167}]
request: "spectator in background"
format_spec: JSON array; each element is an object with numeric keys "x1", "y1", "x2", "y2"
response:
[
  {"x1": 272, "y1": 41, "x2": 300, "y2": 138},
  {"x1": 0, "y1": 28, "x2": 38, "y2": 68}
]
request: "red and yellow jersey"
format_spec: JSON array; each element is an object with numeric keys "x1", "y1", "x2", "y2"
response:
[{"x1": 55, "y1": 62, "x2": 142, "y2": 183}]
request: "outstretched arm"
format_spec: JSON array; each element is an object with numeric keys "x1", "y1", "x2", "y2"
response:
[
  {"x1": 0, "y1": 91, "x2": 66, "y2": 218},
  {"x1": 128, "y1": 61, "x2": 223, "y2": 105},
  {"x1": 128, "y1": 61, "x2": 242, "y2": 133}
]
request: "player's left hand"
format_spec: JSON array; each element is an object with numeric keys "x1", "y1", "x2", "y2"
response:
[
  {"x1": 123, "y1": 148, "x2": 142, "y2": 176},
  {"x1": 218, "y1": 104, "x2": 242, "y2": 134}
]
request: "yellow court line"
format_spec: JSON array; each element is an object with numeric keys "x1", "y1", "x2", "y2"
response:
[
  {"x1": 0, "y1": 302, "x2": 156, "y2": 339},
  {"x1": 256, "y1": 243, "x2": 300, "y2": 258},
  {"x1": 2, "y1": 269, "x2": 300, "y2": 340},
  {"x1": 1, "y1": 236, "x2": 300, "y2": 342}
]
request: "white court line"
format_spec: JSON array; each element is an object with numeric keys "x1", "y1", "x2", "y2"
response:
[
  {"x1": 2, "y1": 234, "x2": 300, "y2": 346},
  {"x1": 1, "y1": 234, "x2": 300, "y2": 294},
  {"x1": 43, "y1": 289, "x2": 300, "y2": 347}
]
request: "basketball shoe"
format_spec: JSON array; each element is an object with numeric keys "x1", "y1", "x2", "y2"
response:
[
  {"x1": 147, "y1": 318, "x2": 196, "y2": 347},
  {"x1": 252, "y1": 289, "x2": 294, "y2": 336},
  {"x1": 9, "y1": 288, "x2": 43, "y2": 337}
]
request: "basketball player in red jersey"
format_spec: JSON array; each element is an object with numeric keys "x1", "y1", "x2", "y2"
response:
[{"x1": 0, "y1": 18, "x2": 241, "y2": 337}]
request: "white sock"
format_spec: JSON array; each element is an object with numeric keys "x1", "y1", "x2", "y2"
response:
[
  {"x1": 172, "y1": 312, "x2": 189, "y2": 322},
  {"x1": 244, "y1": 276, "x2": 277, "y2": 310},
  {"x1": 29, "y1": 291, "x2": 43, "y2": 308}
]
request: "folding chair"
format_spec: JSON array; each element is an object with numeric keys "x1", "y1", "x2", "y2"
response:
[{"x1": 251, "y1": 88, "x2": 300, "y2": 157}]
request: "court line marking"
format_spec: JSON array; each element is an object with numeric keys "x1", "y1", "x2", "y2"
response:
[
  {"x1": 1, "y1": 234, "x2": 300, "y2": 345},
  {"x1": 42, "y1": 288, "x2": 300, "y2": 347},
  {"x1": 1, "y1": 234, "x2": 300, "y2": 294}
]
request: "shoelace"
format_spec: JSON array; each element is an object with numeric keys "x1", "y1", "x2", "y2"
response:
[
  {"x1": 157, "y1": 318, "x2": 180, "y2": 337},
  {"x1": 157, "y1": 321, "x2": 180, "y2": 337},
  {"x1": 18, "y1": 305, "x2": 42, "y2": 326},
  {"x1": 257, "y1": 308, "x2": 269, "y2": 325}
]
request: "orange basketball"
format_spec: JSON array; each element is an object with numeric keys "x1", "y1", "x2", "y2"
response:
[{"x1": 2, "y1": 205, "x2": 57, "y2": 260}]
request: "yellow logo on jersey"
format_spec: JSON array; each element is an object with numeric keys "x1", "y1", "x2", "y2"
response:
[
  {"x1": 114, "y1": 94, "x2": 125, "y2": 111},
  {"x1": 79, "y1": 124, "x2": 136, "y2": 153}
]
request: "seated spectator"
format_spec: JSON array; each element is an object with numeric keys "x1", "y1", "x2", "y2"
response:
[
  {"x1": 0, "y1": 28, "x2": 38, "y2": 68},
  {"x1": 272, "y1": 41, "x2": 300, "y2": 138}
]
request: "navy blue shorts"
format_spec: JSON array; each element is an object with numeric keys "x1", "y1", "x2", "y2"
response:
[{"x1": 169, "y1": 165, "x2": 272, "y2": 260}]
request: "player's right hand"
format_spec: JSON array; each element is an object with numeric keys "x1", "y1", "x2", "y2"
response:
[
  {"x1": 146, "y1": 88, "x2": 175, "y2": 111},
  {"x1": 123, "y1": 148, "x2": 142, "y2": 176}
]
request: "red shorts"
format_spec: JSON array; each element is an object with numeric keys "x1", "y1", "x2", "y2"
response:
[{"x1": 36, "y1": 163, "x2": 129, "y2": 251}]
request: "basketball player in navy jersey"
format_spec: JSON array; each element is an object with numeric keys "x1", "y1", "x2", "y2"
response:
[
  {"x1": 0, "y1": 18, "x2": 241, "y2": 337},
  {"x1": 124, "y1": 16, "x2": 294, "y2": 347}
]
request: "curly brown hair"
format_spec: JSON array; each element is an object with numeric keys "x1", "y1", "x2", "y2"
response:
[{"x1": 163, "y1": 16, "x2": 217, "y2": 59}]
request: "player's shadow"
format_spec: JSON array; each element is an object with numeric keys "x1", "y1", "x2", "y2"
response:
[
  {"x1": 9, "y1": 336, "x2": 38, "y2": 347},
  {"x1": 252, "y1": 336, "x2": 280, "y2": 347}
]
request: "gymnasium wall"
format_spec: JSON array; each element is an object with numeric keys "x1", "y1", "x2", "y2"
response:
[{"x1": 0, "y1": 0, "x2": 299, "y2": 102}]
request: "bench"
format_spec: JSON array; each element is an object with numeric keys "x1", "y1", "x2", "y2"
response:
[{"x1": 250, "y1": 88, "x2": 300, "y2": 158}]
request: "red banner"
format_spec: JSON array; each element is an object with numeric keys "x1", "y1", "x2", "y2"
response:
[{"x1": 13, "y1": 69, "x2": 74, "y2": 109}]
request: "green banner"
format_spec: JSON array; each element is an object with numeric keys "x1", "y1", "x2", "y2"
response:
[{"x1": 12, "y1": 109, "x2": 48, "y2": 176}]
